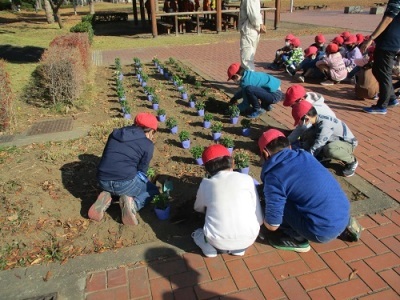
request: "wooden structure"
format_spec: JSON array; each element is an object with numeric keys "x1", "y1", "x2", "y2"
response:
[{"x1": 143, "y1": 0, "x2": 281, "y2": 37}]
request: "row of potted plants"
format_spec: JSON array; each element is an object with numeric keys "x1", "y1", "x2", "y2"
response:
[{"x1": 115, "y1": 57, "x2": 131, "y2": 119}]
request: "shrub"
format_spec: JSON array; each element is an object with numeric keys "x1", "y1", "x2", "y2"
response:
[
  {"x1": 204, "y1": 113, "x2": 213, "y2": 122},
  {"x1": 81, "y1": 14, "x2": 94, "y2": 23},
  {"x1": 234, "y1": 149, "x2": 250, "y2": 169},
  {"x1": 70, "y1": 22, "x2": 94, "y2": 44},
  {"x1": 220, "y1": 136, "x2": 234, "y2": 149},
  {"x1": 151, "y1": 95, "x2": 159, "y2": 104},
  {"x1": 166, "y1": 117, "x2": 178, "y2": 129},
  {"x1": 179, "y1": 130, "x2": 190, "y2": 142},
  {"x1": 241, "y1": 118, "x2": 251, "y2": 128},
  {"x1": 211, "y1": 121, "x2": 223, "y2": 133},
  {"x1": 157, "y1": 108, "x2": 166, "y2": 116},
  {"x1": 151, "y1": 192, "x2": 170, "y2": 209},
  {"x1": 228, "y1": 105, "x2": 240, "y2": 118},
  {"x1": 195, "y1": 100, "x2": 205, "y2": 111},
  {"x1": 189, "y1": 94, "x2": 196, "y2": 102},
  {"x1": 190, "y1": 145, "x2": 204, "y2": 159},
  {"x1": 0, "y1": 60, "x2": 13, "y2": 132}
]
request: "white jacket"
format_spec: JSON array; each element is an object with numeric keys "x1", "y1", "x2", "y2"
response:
[
  {"x1": 239, "y1": 0, "x2": 262, "y2": 32},
  {"x1": 194, "y1": 170, "x2": 263, "y2": 250}
]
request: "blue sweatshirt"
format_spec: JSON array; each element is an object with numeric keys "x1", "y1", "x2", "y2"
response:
[
  {"x1": 97, "y1": 125, "x2": 154, "y2": 181},
  {"x1": 375, "y1": 0, "x2": 400, "y2": 52},
  {"x1": 260, "y1": 149, "x2": 349, "y2": 238}
]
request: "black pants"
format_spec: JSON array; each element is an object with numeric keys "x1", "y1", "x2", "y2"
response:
[{"x1": 372, "y1": 48, "x2": 397, "y2": 108}]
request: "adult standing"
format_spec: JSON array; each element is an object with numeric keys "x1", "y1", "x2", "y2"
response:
[
  {"x1": 239, "y1": 0, "x2": 266, "y2": 71},
  {"x1": 360, "y1": 0, "x2": 400, "y2": 114}
]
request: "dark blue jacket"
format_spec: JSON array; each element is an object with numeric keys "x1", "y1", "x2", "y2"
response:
[
  {"x1": 260, "y1": 149, "x2": 349, "y2": 238},
  {"x1": 97, "y1": 125, "x2": 154, "y2": 181},
  {"x1": 375, "y1": 0, "x2": 400, "y2": 51}
]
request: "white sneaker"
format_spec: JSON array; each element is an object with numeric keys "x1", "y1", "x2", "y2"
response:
[
  {"x1": 228, "y1": 250, "x2": 245, "y2": 256},
  {"x1": 191, "y1": 228, "x2": 217, "y2": 258},
  {"x1": 296, "y1": 75, "x2": 305, "y2": 83}
]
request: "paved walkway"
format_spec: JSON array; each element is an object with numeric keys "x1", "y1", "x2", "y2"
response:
[{"x1": 0, "y1": 10, "x2": 399, "y2": 300}]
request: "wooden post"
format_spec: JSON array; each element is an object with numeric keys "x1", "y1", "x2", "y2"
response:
[
  {"x1": 274, "y1": 0, "x2": 280, "y2": 29},
  {"x1": 132, "y1": 0, "x2": 138, "y2": 25},
  {"x1": 175, "y1": 15, "x2": 178, "y2": 36},
  {"x1": 139, "y1": 0, "x2": 146, "y2": 27},
  {"x1": 216, "y1": 0, "x2": 222, "y2": 33},
  {"x1": 151, "y1": 0, "x2": 158, "y2": 37}
]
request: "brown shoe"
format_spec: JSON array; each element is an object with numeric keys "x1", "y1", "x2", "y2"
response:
[
  {"x1": 88, "y1": 191, "x2": 112, "y2": 222},
  {"x1": 119, "y1": 195, "x2": 138, "y2": 226}
]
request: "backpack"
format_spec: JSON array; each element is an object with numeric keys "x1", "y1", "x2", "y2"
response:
[{"x1": 355, "y1": 66, "x2": 379, "y2": 100}]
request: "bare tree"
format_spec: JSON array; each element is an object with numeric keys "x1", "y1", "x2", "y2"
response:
[
  {"x1": 88, "y1": 0, "x2": 95, "y2": 14},
  {"x1": 43, "y1": 0, "x2": 54, "y2": 23}
]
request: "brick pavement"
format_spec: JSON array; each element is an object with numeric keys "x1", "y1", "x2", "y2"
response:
[{"x1": 86, "y1": 10, "x2": 400, "y2": 299}]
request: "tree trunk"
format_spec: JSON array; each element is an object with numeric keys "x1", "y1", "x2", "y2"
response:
[
  {"x1": 43, "y1": 0, "x2": 54, "y2": 23},
  {"x1": 55, "y1": 12, "x2": 64, "y2": 29},
  {"x1": 89, "y1": 0, "x2": 95, "y2": 14}
]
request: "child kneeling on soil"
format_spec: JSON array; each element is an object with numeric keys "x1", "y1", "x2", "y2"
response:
[
  {"x1": 192, "y1": 144, "x2": 263, "y2": 257},
  {"x1": 227, "y1": 62, "x2": 283, "y2": 118},
  {"x1": 258, "y1": 129, "x2": 362, "y2": 253},
  {"x1": 89, "y1": 112, "x2": 160, "y2": 226}
]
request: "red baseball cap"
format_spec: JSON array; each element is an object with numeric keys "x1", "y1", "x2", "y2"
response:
[
  {"x1": 344, "y1": 35, "x2": 358, "y2": 45},
  {"x1": 356, "y1": 33, "x2": 364, "y2": 44},
  {"x1": 285, "y1": 33, "x2": 295, "y2": 41},
  {"x1": 326, "y1": 43, "x2": 339, "y2": 54},
  {"x1": 202, "y1": 144, "x2": 231, "y2": 164},
  {"x1": 304, "y1": 46, "x2": 318, "y2": 57},
  {"x1": 291, "y1": 101, "x2": 313, "y2": 126},
  {"x1": 331, "y1": 36, "x2": 344, "y2": 46},
  {"x1": 258, "y1": 129, "x2": 285, "y2": 154},
  {"x1": 291, "y1": 38, "x2": 301, "y2": 47},
  {"x1": 315, "y1": 34, "x2": 326, "y2": 43},
  {"x1": 135, "y1": 113, "x2": 158, "y2": 131},
  {"x1": 284, "y1": 84, "x2": 306, "y2": 107},
  {"x1": 227, "y1": 63, "x2": 241, "y2": 81},
  {"x1": 341, "y1": 31, "x2": 351, "y2": 39}
]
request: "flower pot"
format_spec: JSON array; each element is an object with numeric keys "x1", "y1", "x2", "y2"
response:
[
  {"x1": 123, "y1": 113, "x2": 131, "y2": 120},
  {"x1": 239, "y1": 167, "x2": 250, "y2": 174},
  {"x1": 160, "y1": 69, "x2": 164, "y2": 75},
  {"x1": 158, "y1": 114, "x2": 166, "y2": 122},
  {"x1": 142, "y1": 81, "x2": 147, "y2": 87},
  {"x1": 182, "y1": 93, "x2": 188, "y2": 100},
  {"x1": 178, "y1": 86, "x2": 184, "y2": 91},
  {"x1": 203, "y1": 120, "x2": 211, "y2": 129},
  {"x1": 170, "y1": 126, "x2": 178, "y2": 134},
  {"x1": 137, "y1": 73, "x2": 141, "y2": 80},
  {"x1": 230, "y1": 116, "x2": 239, "y2": 124},
  {"x1": 197, "y1": 109, "x2": 205, "y2": 117},
  {"x1": 152, "y1": 103, "x2": 159, "y2": 110},
  {"x1": 139, "y1": 78, "x2": 143, "y2": 84},
  {"x1": 118, "y1": 96, "x2": 126, "y2": 102},
  {"x1": 147, "y1": 94, "x2": 153, "y2": 102},
  {"x1": 118, "y1": 73, "x2": 124, "y2": 81},
  {"x1": 164, "y1": 72, "x2": 169, "y2": 80},
  {"x1": 195, "y1": 157, "x2": 203, "y2": 165},
  {"x1": 189, "y1": 101, "x2": 195, "y2": 108},
  {"x1": 212, "y1": 132, "x2": 221, "y2": 141},
  {"x1": 154, "y1": 205, "x2": 170, "y2": 220},
  {"x1": 181, "y1": 140, "x2": 191, "y2": 149},
  {"x1": 228, "y1": 147, "x2": 234, "y2": 154},
  {"x1": 242, "y1": 128, "x2": 251, "y2": 137}
]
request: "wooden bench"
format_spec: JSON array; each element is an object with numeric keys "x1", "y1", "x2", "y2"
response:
[
  {"x1": 344, "y1": 6, "x2": 363, "y2": 14},
  {"x1": 157, "y1": 21, "x2": 173, "y2": 34},
  {"x1": 294, "y1": 5, "x2": 310, "y2": 10},
  {"x1": 191, "y1": 20, "x2": 204, "y2": 33},
  {"x1": 370, "y1": 6, "x2": 385, "y2": 14},
  {"x1": 313, "y1": 4, "x2": 328, "y2": 10},
  {"x1": 93, "y1": 12, "x2": 128, "y2": 23},
  {"x1": 374, "y1": 2, "x2": 387, "y2": 6}
]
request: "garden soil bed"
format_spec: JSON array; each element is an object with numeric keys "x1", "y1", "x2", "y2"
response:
[{"x1": 0, "y1": 58, "x2": 365, "y2": 270}]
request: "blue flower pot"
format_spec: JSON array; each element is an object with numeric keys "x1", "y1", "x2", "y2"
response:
[
  {"x1": 147, "y1": 94, "x2": 153, "y2": 102},
  {"x1": 154, "y1": 206, "x2": 170, "y2": 220},
  {"x1": 242, "y1": 128, "x2": 251, "y2": 137},
  {"x1": 142, "y1": 81, "x2": 147, "y2": 87},
  {"x1": 123, "y1": 113, "x2": 131, "y2": 120},
  {"x1": 203, "y1": 120, "x2": 211, "y2": 128},
  {"x1": 152, "y1": 103, "x2": 159, "y2": 111},
  {"x1": 182, "y1": 93, "x2": 188, "y2": 100},
  {"x1": 228, "y1": 147, "x2": 233, "y2": 154},
  {"x1": 239, "y1": 167, "x2": 250, "y2": 174},
  {"x1": 189, "y1": 101, "x2": 195, "y2": 108},
  {"x1": 212, "y1": 132, "x2": 221, "y2": 141},
  {"x1": 231, "y1": 116, "x2": 239, "y2": 124},
  {"x1": 181, "y1": 140, "x2": 191, "y2": 149},
  {"x1": 158, "y1": 114, "x2": 166, "y2": 122},
  {"x1": 197, "y1": 109, "x2": 205, "y2": 117},
  {"x1": 195, "y1": 157, "x2": 203, "y2": 165},
  {"x1": 170, "y1": 126, "x2": 178, "y2": 134}
]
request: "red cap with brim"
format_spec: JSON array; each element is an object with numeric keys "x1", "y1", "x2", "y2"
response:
[
  {"x1": 326, "y1": 43, "x2": 339, "y2": 54},
  {"x1": 291, "y1": 38, "x2": 301, "y2": 47},
  {"x1": 284, "y1": 84, "x2": 306, "y2": 107},
  {"x1": 315, "y1": 34, "x2": 326, "y2": 43},
  {"x1": 291, "y1": 101, "x2": 313, "y2": 126},
  {"x1": 285, "y1": 33, "x2": 295, "y2": 41},
  {"x1": 344, "y1": 35, "x2": 358, "y2": 45},
  {"x1": 202, "y1": 144, "x2": 231, "y2": 164},
  {"x1": 331, "y1": 36, "x2": 344, "y2": 46},
  {"x1": 304, "y1": 46, "x2": 318, "y2": 57},
  {"x1": 227, "y1": 63, "x2": 241, "y2": 81},
  {"x1": 258, "y1": 129, "x2": 285, "y2": 154},
  {"x1": 135, "y1": 113, "x2": 158, "y2": 131}
]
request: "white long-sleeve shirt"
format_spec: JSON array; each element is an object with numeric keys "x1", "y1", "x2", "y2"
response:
[
  {"x1": 239, "y1": 0, "x2": 263, "y2": 31},
  {"x1": 194, "y1": 170, "x2": 263, "y2": 250}
]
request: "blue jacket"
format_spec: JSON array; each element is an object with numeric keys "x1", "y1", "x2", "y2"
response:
[
  {"x1": 375, "y1": 0, "x2": 400, "y2": 51},
  {"x1": 260, "y1": 149, "x2": 349, "y2": 237},
  {"x1": 234, "y1": 70, "x2": 281, "y2": 111},
  {"x1": 97, "y1": 125, "x2": 154, "y2": 181}
]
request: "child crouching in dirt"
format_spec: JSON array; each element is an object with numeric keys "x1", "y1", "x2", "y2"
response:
[
  {"x1": 89, "y1": 113, "x2": 160, "y2": 226},
  {"x1": 192, "y1": 145, "x2": 263, "y2": 257}
]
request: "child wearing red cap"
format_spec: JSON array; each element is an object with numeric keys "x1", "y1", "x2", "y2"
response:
[
  {"x1": 343, "y1": 35, "x2": 363, "y2": 81},
  {"x1": 192, "y1": 145, "x2": 263, "y2": 257},
  {"x1": 283, "y1": 38, "x2": 304, "y2": 76},
  {"x1": 316, "y1": 43, "x2": 347, "y2": 85},
  {"x1": 291, "y1": 101, "x2": 358, "y2": 177},
  {"x1": 269, "y1": 33, "x2": 296, "y2": 70},
  {"x1": 257, "y1": 129, "x2": 361, "y2": 252},
  {"x1": 89, "y1": 113, "x2": 160, "y2": 226},
  {"x1": 291, "y1": 46, "x2": 324, "y2": 82},
  {"x1": 227, "y1": 63, "x2": 283, "y2": 118}
]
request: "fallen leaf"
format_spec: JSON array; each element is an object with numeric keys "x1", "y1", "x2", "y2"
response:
[
  {"x1": 31, "y1": 257, "x2": 43, "y2": 265},
  {"x1": 43, "y1": 271, "x2": 52, "y2": 282},
  {"x1": 7, "y1": 214, "x2": 18, "y2": 222},
  {"x1": 349, "y1": 269, "x2": 358, "y2": 280}
]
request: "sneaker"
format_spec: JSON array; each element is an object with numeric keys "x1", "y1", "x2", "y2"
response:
[
  {"x1": 296, "y1": 75, "x2": 305, "y2": 83},
  {"x1": 362, "y1": 105, "x2": 387, "y2": 115},
  {"x1": 88, "y1": 191, "x2": 112, "y2": 222},
  {"x1": 388, "y1": 99, "x2": 399, "y2": 107},
  {"x1": 268, "y1": 234, "x2": 311, "y2": 252},
  {"x1": 191, "y1": 228, "x2": 217, "y2": 258},
  {"x1": 119, "y1": 195, "x2": 138, "y2": 226},
  {"x1": 247, "y1": 108, "x2": 266, "y2": 119},
  {"x1": 265, "y1": 104, "x2": 273, "y2": 111},
  {"x1": 320, "y1": 80, "x2": 334, "y2": 86},
  {"x1": 286, "y1": 66, "x2": 296, "y2": 76},
  {"x1": 228, "y1": 250, "x2": 245, "y2": 256},
  {"x1": 343, "y1": 159, "x2": 358, "y2": 177},
  {"x1": 373, "y1": 93, "x2": 379, "y2": 100},
  {"x1": 339, "y1": 216, "x2": 363, "y2": 242}
]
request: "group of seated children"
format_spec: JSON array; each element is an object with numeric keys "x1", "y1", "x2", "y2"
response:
[{"x1": 270, "y1": 31, "x2": 373, "y2": 87}]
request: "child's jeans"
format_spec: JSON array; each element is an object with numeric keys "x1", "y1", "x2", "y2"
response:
[
  {"x1": 244, "y1": 86, "x2": 283, "y2": 110},
  {"x1": 99, "y1": 173, "x2": 159, "y2": 211}
]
